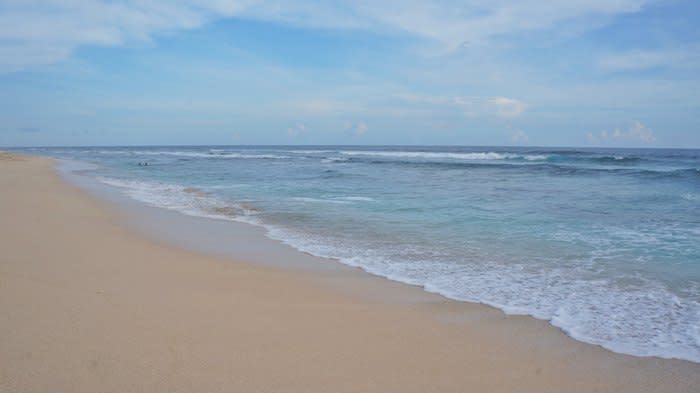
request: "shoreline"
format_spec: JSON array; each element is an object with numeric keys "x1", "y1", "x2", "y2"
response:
[
  {"x1": 56, "y1": 155, "x2": 700, "y2": 363},
  {"x1": 2, "y1": 153, "x2": 699, "y2": 392}
]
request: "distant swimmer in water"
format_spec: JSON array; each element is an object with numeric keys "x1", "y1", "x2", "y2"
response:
[{"x1": 138, "y1": 162, "x2": 149, "y2": 166}]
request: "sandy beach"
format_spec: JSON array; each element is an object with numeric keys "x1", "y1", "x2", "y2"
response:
[{"x1": 1, "y1": 152, "x2": 698, "y2": 393}]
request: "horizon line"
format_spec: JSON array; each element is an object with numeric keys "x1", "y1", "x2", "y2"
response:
[{"x1": 3, "y1": 144, "x2": 699, "y2": 151}]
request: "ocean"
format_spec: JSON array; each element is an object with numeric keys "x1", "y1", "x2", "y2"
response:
[{"x1": 18, "y1": 145, "x2": 700, "y2": 362}]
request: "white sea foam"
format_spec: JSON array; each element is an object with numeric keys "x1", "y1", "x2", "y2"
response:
[
  {"x1": 334, "y1": 196, "x2": 375, "y2": 202},
  {"x1": 321, "y1": 157, "x2": 350, "y2": 163},
  {"x1": 291, "y1": 196, "x2": 375, "y2": 203},
  {"x1": 97, "y1": 150, "x2": 291, "y2": 159},
  {"x1": 292, "y1": 197, "x2": 350, "y2": 204},
  {"x1": 152, "y1": 151, "x2": 291, "y2": 159},
  {"x1": 288, "y1": 150, "x2": 337, "y2": 154},
  {"x1": 524, "y1": 154, "x2": 549, "y2": 161},
  {"x1": 338, "y1": 151, "x2": 548, "y2": 161},
  {"x1": 96, "y1": 177, "x2": 259, "y2": 221},
  {"x1": 681, "y1": 193, "x2": 699, "y2": 202},
  {"x1": 95, "y1": 148, "x2": 550, "y2": 162}
]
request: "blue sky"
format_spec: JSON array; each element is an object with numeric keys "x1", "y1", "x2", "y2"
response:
[{"x1": 0, "y1": 0, "x2": 698, "y2": 147}]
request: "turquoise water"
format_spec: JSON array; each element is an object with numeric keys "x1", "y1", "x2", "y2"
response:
[{"x1": 21, "y1": 146, "x2": 700, "y2": 362}]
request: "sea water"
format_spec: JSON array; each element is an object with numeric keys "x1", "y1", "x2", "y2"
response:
[{"x1": 18, "y1": 145, "x2": 700, "y2": 362}]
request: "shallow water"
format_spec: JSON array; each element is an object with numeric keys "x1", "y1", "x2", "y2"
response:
[{"x1": 19, "y1": 145, "x2": 700, "y2": 362}]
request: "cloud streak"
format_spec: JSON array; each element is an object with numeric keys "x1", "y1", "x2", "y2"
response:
[
  {"x1": 587, "y1": 121, "x2": 656, "y2": 144},
  {"x1": 0, "y1": 0, "x2": 655, "y2": 72},
  {"x1": 597, "y1": 49, "x2": 693, "y2": 72},
  {"x1": 344, "y1": 121, "x2": 368, "y2": 136},
  {"x1": 509, "y1": 129, "x2": 528, "y2": 143},
  {"x1": 0, "y1": 0, "x2": 246, "y2": 71},
  {"x1": 287, "y1": 122, "x2": 306, "y2": 137},
  {"x1": 490, "y1": 97, "x2": 527, "y2": 118},
  {"x1": 241, "y1": 1, "x2": 652, "y2": 50},
  {"x1": 401, "y1": 94, "x2": 527, "y2": 118}
]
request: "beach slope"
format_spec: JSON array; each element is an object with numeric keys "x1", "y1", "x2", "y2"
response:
[{"x1": 1, "y1": 153, "x2": 698, "y2": 392}]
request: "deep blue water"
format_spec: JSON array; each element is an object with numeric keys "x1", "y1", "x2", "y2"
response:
[{"x1": 17, "y1": 145, "x2": 700, "y2": 362}]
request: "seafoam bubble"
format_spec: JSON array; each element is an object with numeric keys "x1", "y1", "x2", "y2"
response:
[
  {"x1": 321, "y1": 157, "x2": 350, "y2": 163},
  {"x1": 681, "y1": 193, "x2": 699, "y2": 202},
  {"x1": 334, "y1": 196, "x2": 375, "y2": 202},
  {"x1": 292, "y1": 197, "x2": 350, "y2": 204},
  {"x1": 338, "y1": 151, "x2": 548, "y2": 161},
  {"x1": 95, "y1": 177, "x2": 259, "y2": 221},
  {"x1": 121, "y1": 151, "x2": 292, "y2": 159}
]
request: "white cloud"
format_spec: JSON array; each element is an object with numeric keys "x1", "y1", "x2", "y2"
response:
[
  {"x1": 0, "y1": 0, "x2": 654, "y2": 71},
  {"x1": 295, "y1": 99, "x2": 342, "y2": 114},
  {"x1": 344, "y1": 121, "x2": 368, "y2": 136},
  {"x1": 401, "y1": 94, "x2": 527, "y2": 118},
  {"x1": 292, "y1": 98, "x2": 371, "y2": 115},
  {"x1": 0, "y1": 0, "x2": 249, "y2": 72},
  {"x1": 287, "y1": 122, "x2": 306, "y2": 137},
  {"x1": 587, "y1": 120, "x2": 656, "y2": 144},
  {"x1": 509, "y1": 129, "x2": 528, "y2": 143},
  {"x1": 490, "y1": 97, "x2": 527, "y2": 118},
  {"x1": 242, "y1": 1, "x2": 651, "y2": 51},
  {"x1": 597, "y1": 49, "x2": 691, "y2": 72}
]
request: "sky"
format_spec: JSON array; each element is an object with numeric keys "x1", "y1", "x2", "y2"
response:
[{"x1": 0, "y1": 0, "x2": 699, "y2": 147}]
